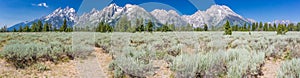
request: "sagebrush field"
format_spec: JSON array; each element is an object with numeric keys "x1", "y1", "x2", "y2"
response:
[{"x1": 0, "y1": 32, "x2": 300, "y2": 78}]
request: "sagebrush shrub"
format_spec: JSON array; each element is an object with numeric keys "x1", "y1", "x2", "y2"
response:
[
  {"x1": 0, "y1": 33, "x2": 93, "y2": 68},
  {"x1": 170, "y1": 52, "x2": 226, "y2": 78},
  {"x1": 110, "y1": 46, "x2": 155, "y2": 77},
  {"x1": 0, "y1": 43, "x2": 49, "y2": 68},
  {"x1": 225, "y1": 49, "x2": 265, "y2": 78},
  {"x1": 277, "y1": 58, "x2": 300, "y2": 78}
]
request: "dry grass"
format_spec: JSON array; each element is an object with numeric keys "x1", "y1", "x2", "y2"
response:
[{"x1": 0, "y1": 59, "x2": 79, "y2": 78}]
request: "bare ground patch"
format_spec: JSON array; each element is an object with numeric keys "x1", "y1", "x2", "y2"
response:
[
  {"x1": 259, "y1": 58, "x2": 282, "y2": 78},
  {"x1": 94, "y1": 47, "x2": 113, "y2": 78},
  {"x1": 148, "y1": 60, "x2": 173, "y2": 78},
  {"x1": 0, "y1": 59, "x2": 79, "y2": 78}
]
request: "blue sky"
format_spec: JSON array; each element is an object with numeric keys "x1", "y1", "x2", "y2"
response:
[{"x1": 1, "y1": 0, "x2": 300, "y2": 27}]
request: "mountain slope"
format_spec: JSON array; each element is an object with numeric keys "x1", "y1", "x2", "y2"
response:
[
  {"x1": 9, "y1": 7, "x2": 77, "y2": 31},
  {"x1": 182, "y1": 5, "x2": 251, "y2": 28},
  {"x1": 75, "y1": 4, "x2": 161, "y2": 28},
  {"x1": 151, "y1": 9, "x2": 187, "y2": 27}
]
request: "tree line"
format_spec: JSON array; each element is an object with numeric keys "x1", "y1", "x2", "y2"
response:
[
  {"x1": 223, "y1": 20, "x2": 300, "y2": 35},
  {"x1": 229, "y1": 22, "x2": 300, "y2": 32},
  {"x1": 1, "y1": 18, "x2": 300, "y2": 34},
  {"x1": 0, "y1": 19, "x2": 72, "y2": 32},
  {"x1": 74, "y1": 17, "x2": 196, "y2": 32}
]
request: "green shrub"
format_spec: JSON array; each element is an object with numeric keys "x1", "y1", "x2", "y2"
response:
[
  {"x1": 225, "y1": 49, "x2": 265, "y2": 78},
  {"x1": 224, "y1": 20, "x2": 232, "y2": 35},
  {"x1": 277, "y1": 58, "x2": 300, "y2": 78},
  {"x1": 170, "y1": 52, "x2": 226, "y2": 78},
  {"x1": 0, "y1": 42, "x2": 92, "y2": 68},
  {"x1": 0, "y1": 43, "x2": 49, "y2": 68},
  {"x1": 110, "y1": 46, "x2": 155, "y2": 77}
]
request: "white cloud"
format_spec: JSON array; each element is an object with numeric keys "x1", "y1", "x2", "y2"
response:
[{"x1": 32, "y1": 3, "x2": 49, "y2": 8}]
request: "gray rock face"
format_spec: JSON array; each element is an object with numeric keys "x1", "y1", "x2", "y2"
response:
[{"x1": 151, "y1": 9, "x2": 187, "y2": 27}]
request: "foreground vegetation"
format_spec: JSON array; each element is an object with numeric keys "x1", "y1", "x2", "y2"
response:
[
  {"x1": 0, "y1": 33, "x2": 94, "y2": 69},
  {"x1": 96, "y1": 32, "x2": 300, "y2": 77},
  {"x1": 0, "y1": 32, "x2": 299, "y2": 77}
]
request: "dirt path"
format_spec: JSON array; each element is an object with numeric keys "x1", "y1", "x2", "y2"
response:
[
  {"x1": 76, "y1": 53, "x2": 107, "y2": 78},
  {"x1": 94, "y1": 48, "x2": 113, "y2": 78},
  {"x1": 148, "y1": 60, "x2": 173, "y2": 78},
  {"x1": 76, "y1": 47, "x2": 114, "y2": 78},
  {"x1": 260, "y1": 59, "x2": 282, "y2": 78}
]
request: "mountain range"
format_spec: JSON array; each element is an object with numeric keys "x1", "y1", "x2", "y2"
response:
[
  {"x1": 9, "y1": 6, "x2": 77, "y2": 31},
  {"x1": 10, "y1": 3, "x2": 257, "y2": 30}
]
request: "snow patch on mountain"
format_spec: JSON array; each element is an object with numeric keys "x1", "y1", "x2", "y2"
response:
[
  {"x1": 9, "y1": 6, "x2": 78, "y2": 30},
  {"x1": 75, "y1": 4, "x2": 161, "y2": 27},
  {"x1": 182, "y1": 5, "x2": 250, "y2": 28},
  {"x1": 270, "y1": 20, "x2": 292, "y2": 25}
]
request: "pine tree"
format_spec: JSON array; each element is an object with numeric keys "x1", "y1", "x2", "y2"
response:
[
  {"x1": 268, "y1": 24, "x2": 273, "y2": 31},
  {"x1": 116, "y1": 16, "x2": 130, "y2": 32},
  {"x1": 263, "y1": 23, "x2": 268, "y2": 31},
  {"x1": 204, "y1": 23, "x2": 208, "y2": 31},
  {"x1": 283, "y1": 24, "x2": 288, "y2": 34},
  {"x1": 277, "y1": 24, "x2": 283, "y2": 35},
  {"x1": 13, "y1": 28, "x2": 17, "y2": 32},
  {"x1": 37, "y1": 20, "x2": 43, "y2": 32},
  {"x1": 247, "y1": 24, "x2": 251, "y2": 31},
  {"x1": 194, "y1": 27, "x2": 203, "y2": 31},
  {"x1": 251, "y1": 23, "x2": 256, "y2": 31},
  {"x1": 136, "y1": 21, "x2": 145, "y2": 32},
  {"x1": 161, "y1": 23, "x2": 171, "y2": 32},
  {"x1": 49, "y1": 23, "x2": 53, "y2": 32},
  {"x1": 146, "y1": 20, "x2": 154, "y2": 32},
  {"x1": 258, "y1": 22, "x2": 263, "y2": 31},
  {"x1": 224, "y1": 20, "x2": 232, "y2": 35},
  {"x1": 97, "y1": 22, "x2": 104, "y2": 32},
  {"x1": 43, "y1": 22, "x2": 49, "y2": 32},
  {"x1": 3, "y1": 25, "x2": 7, "y2": 32},
  {"x1": 24, "y1": 25, "x2": 30, "y2": 32},
  {"x1": 105, "y1": 24, "x2": 113, "y2": 32},
  {"x1": 297, "y1": 22, "x2": 300, "y2": 31},
  {"x1": 287, "y1": 23, "x2": 294, "y2": 31},
  {"x1": 233, "y1": 25, "x2": 238, "y2": 31},
  {"x1": 19, "y1": 26, "x2": 23, "y2": 32},
  {"x1": 66, "y1": 27, "x2": 73, "y2": 32},
  {"x1": 255, "y1": 22, "x2": 259, "y2": 30},
  {"x1": 97, "y1": 22, "x2": 113, "y2": 32},
  {"x1": 0, "y1": 25, "x2": 7, "y2": 32},
  {"x1": 60, "y1": 19, "x2": 67, "y2": 32},
  {"x1": 31, "y1": 23, "x2": 37, "y2": 32},
  {"x1": 243, "y1": 23, "x2": 247, "y2": 31}
]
